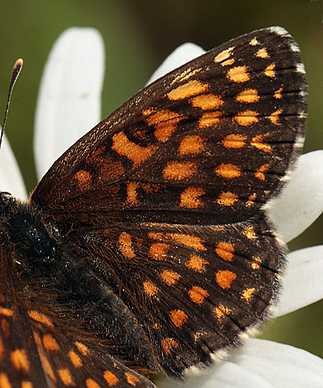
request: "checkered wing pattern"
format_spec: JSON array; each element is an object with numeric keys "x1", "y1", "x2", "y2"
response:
[{"x1": 0, "y1": 27, "x2": 306, "y2": 387}]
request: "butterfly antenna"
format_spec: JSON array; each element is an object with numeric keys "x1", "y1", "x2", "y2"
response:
[{"x1": 0, "y1": 58, "x2": 23, "y2": 149}]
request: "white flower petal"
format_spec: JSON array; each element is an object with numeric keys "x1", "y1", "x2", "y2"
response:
[
  {"x1": 34, "y1": 27, "x2": 105, "y2": 179},
  {"x1": 274, "y1": 245, "x2": 323, "y2": 316},
  {"x1": 267, "y1": 151, "x2": 323, "y2": 243},
  {"x1": 156, "y1": 339, "x2": 323, "y2": 388},
  {"x1": 156, "y1": 362, "x2": 274, "y2": 388},
  {"x1": 0, "y1": 134, "x2": 27, "y2": 200},
  {"x1": 147, "y1": 43, "x2": 205, "y2": 84},
  {"x1": 228, "y1": 339, "x2": 323, "y2": 388},
  {"x1": 208, "y1": 362, "x2": 275, "y2": 388}
]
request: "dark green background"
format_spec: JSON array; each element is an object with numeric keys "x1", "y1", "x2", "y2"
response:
[{"x1": 1, "y1": 0, "x2": 323, "y2": 360}]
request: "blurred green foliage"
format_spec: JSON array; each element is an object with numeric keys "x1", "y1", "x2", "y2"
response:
[{"x1": 0, "y1": 0, "x2": 322, "y2": 361}]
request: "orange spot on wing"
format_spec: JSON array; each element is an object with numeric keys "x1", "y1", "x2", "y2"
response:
[
  {"x1": 188, "y1": 286, "x2": 209, "y2": 305},
  {"x1": 222, "y1": 134, "x2": 246, "y2": 148},
  {"x1": 119, "y1": 232, "x2": 135, "y2": 258},
  {"x1": 170, "y1": 309, "x2": 188, "y2": 328},
  {"x1": 42, "y1": 334, "x2": 59, "y2": 352},
  {"x1": 0, "y1": 307, "x2": 14, "y2": 317},
  {"x1": 215, "y1": 163, "x2": 241, "y2": 179},
  {"x1": 249, "y1": 37, "x2": 259, "y2": 46},
  {"x1": 214, "y1": 304, "x2": 231, "y2": 319},
  {"x1": 269, "y1": 109, "x2": 282, "y2": 125},
  {"x1": 21, "y1": 382, "x2": 33, "y2": 388},
  {"x1": 74, "y1": 170, "x2": 91, "y2": 191},
  {"x1": 168, "y1": 233, "x2": 206, "y2": 250},
  {"x1": 274, "y1": 87, "x2": 283, "y2": 99},
  {"x1": 234, "y1": 110, "x2": 259, "y2": 126},
  {"x1": 149, "y1": 243, "x2": 169, "y2": 260},
  {"x1": 143, "y1": 281, "x2": 159, "y2": 297},
  {"x1": 246, "y1": 193, "x2": 257, "y2": 207},
  {"x1": 251, "y1": 134, "x2": 272, "y2": 153},
  {"x1": 255, "y1": 163, "x2": 270, "y2": 181},
  {"x1": 252, "y1": 256, "x2": 262, "y2": 270},
  {"x1": 85, "y1": 379, "x2": 101, "y2": 388},
  {"x1": 243, "y1": 225, "x2": 256, "y2": 240},
  {"x1": 190, "y1": 93, "x2": 223, "y2": 110},
  {"x1": 221, "y1": 58, "x2": 235, "y2": 66},
  {"x1": 179, "y1": 135, "x2": 204, "y2": 155},
  {"x1": 180, "y1": 187, "x2": 205, "y2": 209},
  {"x1": 28, "y1": 311, "x2": 54, "y2": 328},
  {"x1": 216, "y1": 242, "x2": 235, "y2": 261},
  {"x1": 163, "y1": 161, "x2": 197, "y2": 180},
  {"x1": 242, "y1": 288, "x2": 255, "y2": 301},
  {"x1": 236, "y1": 89, "x2": 260, "y2": 103},
  {"x1": 216, "y1": 270, "x2": 237, "y2": 289},
  {"x1": 58, "y1": 369, "x2": 74, "y2": 386},
  {"x1": 214, "y1": 47, "x2": 234, "y2": 63},
  {"x1": 167, "y1": 80, "x2": 209, "y2": 100},
  {"x1": 217, "y1": 191, "x2": 238, "y2": 206},
  {"x1": 10, "y1": 349, "x2": 30, "y2": 373},
  {"x1": 199, "y1": 111, "x2": 222, "y2": 128},
  {"x1": 146, "y1": 109, "x2": 182, "y2": 142},
  {"x1": 112, "y1": 132, "x2": 157, "y2": 167},
  {"x1": 255, "y1": 48, "x2": 269, "y2": 58},
  {"x1": 126, "y1": 182, "x2": 139, "y2": 205},
  {"x1": 227, "y1": 66, "x2": 250, "y2": 83},
  {"x1": 69, "y1": 350, "x2": 82, "y2": 368},
  {"x1": 161, "y1": 338, "x2": 178, "y2": 355},
  {"x1": 264, "y1": 63, "x2": 275, "y2": 77},
  {"x1": 74, "y1": 342, "x2": 89, "y2": 356},
  {"x1": 185, "y1": 255, "x2": 209, "y2": 273},
  {"x1": 0, "y1": 374, "x2": 11, "y2": 388},
  {"x1": 103, "y1": 371, "x2": 119, "y2": 386},
  {"x1": 125, "y1": 372, "x2": 140, "y2": 386},
  {"x1": 161, "y1": 270, "x2": 181, "y2": 286}
]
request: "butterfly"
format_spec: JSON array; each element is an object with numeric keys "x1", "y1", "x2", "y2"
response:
[{"x1": 0, "y1": 26, "x2": 307, "y2": 388}]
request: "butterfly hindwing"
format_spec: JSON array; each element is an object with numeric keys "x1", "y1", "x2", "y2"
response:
[{"x1": 62, "y1": 212, "x2": 283, "y2": 376}]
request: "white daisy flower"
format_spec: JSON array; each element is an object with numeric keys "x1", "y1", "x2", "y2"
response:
[{"x1": 2, "y1": 27, "x2": 323, "y2": 388}]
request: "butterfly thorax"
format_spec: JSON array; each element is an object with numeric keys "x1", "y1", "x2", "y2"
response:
[{"x1": 0, "y1": 192, "x2": 58, "y2": 274}]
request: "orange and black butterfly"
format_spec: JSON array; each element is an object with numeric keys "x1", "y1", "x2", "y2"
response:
[{"x1": 0, "y1": 27, "x2": 307, "y2": 387}]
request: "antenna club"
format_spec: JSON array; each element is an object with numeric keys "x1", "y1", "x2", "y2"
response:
[
  {"x1": 0, "y1": 58, "x2": 24, "y2": 147},
  {"x1": 14, "y1": 58, "x2": 24, "y2": 69}
]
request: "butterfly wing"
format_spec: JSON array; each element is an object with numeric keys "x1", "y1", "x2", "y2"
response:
[
  {"x1": 0, "y1": 248, "x2": 156, "y2": 388},
  {"x1": 29, "y1": 27, "x2": 307, "y2": 377},
  {"x1": 31, "y1": 27, "x2": 306, "y2": 224}
]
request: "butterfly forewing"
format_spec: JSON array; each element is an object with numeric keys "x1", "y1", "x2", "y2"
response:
[
  {"x1": 31, "y1": 27, "x2": 306, "y2": 227},
  {"x1": 1, "y1": 27, "x2": 307, "y2": 386}
]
